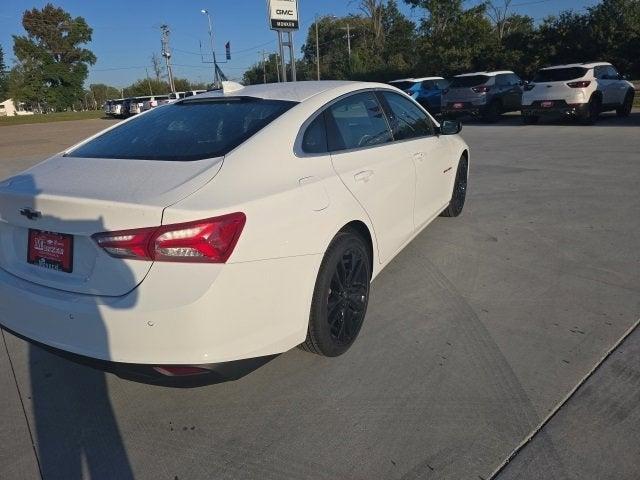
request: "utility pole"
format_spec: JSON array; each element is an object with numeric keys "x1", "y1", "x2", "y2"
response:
[
  {"x1": 160, "y1": 24, "x2": 176, "y2": 93},
  {"x1": 315, "y1": 14, "x2": 320, "y2": 80},
  {"x1": 340, "y1": 24, "x2": 354, "y2": 58},
  {"x1": 260, "y1": 50, "x2": 267, "y2": 84},
  {"x1": 201, "y1": 9, "x2": 220, "y2": 88}
]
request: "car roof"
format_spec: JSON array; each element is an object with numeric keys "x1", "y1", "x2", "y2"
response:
[
  {"x1": 195, "y1": 81, "x2": 375, "y2": 103},
  {"x1": 390, "y1": 76, "x2": 444, "y2": 83},
  {"x1": 540, "y1": 62, "x2": 611, "y2": 70},
  {"x1": 454, "y1": 71, "x2": 514, "y2": 77}
]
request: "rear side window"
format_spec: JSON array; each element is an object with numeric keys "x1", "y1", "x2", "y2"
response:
[
  {"x1": 389, "y1": 81, "x2": 416, "y2": 91},
  {"x1": 302, "y1": 114, "x2": 328, "y2": 154},
  {"x1": 380, "y1": 91, "x2": 434, "y2": 140},
  {"x1": 533, "y1": 67, "x2": 588, "y2": 82},
  {"x1": 68, "y1": 97, "x2": 296, "y2": 161},
  {"x1": 326, "y1": 92, "x2": 392, "y2": 151},
  {"x1": 450, "y1": 75, "x2": 490, "y2": 88}
]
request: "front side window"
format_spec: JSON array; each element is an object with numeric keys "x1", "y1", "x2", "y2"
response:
[
  {"x1": 605, "y1": 65, "x2": 620, "y2": 79},
  {"x1": 380, "y1": 91, "x2": 434, "y2": 141},
  {"x1": 326, "y1": 92, "x2": 392, "y2": 151},
  {"x1": 67, "y1": 97, "x2": 296, "y2": 161}
]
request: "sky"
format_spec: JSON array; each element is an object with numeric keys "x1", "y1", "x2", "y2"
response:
[{"x1": 0, "y1": 0, "x2": 600, "y2": 88}]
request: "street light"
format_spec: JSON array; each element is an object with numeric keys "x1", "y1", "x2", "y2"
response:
[{"x1": 201, "y1": 9, "x2": 219, "y2": 88}]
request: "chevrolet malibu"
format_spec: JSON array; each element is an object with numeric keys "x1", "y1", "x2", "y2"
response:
[{"x1": 0, "y1": 81, "x2": 469, "y2": 380}]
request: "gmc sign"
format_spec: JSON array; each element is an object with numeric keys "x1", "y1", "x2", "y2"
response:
[{"x1": 267, "y1": 0, "x2": 299, "y2": 31}]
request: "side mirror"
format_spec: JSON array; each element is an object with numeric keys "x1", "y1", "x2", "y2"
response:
[{"x1": 440, "y1": 120, "x2": 462, "y2": 135}]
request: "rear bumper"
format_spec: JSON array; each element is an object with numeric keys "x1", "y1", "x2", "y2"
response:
[
  {"x1": 521, "y1": 102, "x2": 589, "y2": 117},
  {"x1": 0, "y1": 254, "x2": 321, "y2": 365},
  {"x1": 441, "y1": 102, "x2": 486, "y2": 117}
]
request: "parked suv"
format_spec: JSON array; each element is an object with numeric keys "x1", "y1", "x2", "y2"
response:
[
  {"x1": 442, "y1": 71, "x2": 523, "y2": 122},
  {"x1": 389, "y1": 77, "x2": 449, "y2": 115},
  {"x1": 521, "y1": 62, "x2": 635, "y2": 124}
]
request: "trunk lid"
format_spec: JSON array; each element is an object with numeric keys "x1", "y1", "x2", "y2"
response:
[
  {"x1": 0, "y1": 155, "x2": 223, "y2": 296},
  {"x1": 523, "y1": 81, "x2": 575, "y2": 104}
]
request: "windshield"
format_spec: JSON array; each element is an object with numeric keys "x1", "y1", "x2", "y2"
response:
[
  {"x1": 389, "y1": 81, "x2": 416, "y2": 91},
  {"x1": 67, "y1": 97, "x2": 296, "y2": 161},
  {"x1": 533, "y1": 67, "x2": 588, "y2": 82},
  {"x1": 450, "y1": 75, "x2": 490, "y2": 88}
]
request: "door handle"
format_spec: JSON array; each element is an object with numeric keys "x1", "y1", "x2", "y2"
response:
[
  {"x1": 413, "y1": 152, "x2": 425, "y2": 162},
  {"x1": 354, "y1": 170, "x2": 374, "y2": 182}
]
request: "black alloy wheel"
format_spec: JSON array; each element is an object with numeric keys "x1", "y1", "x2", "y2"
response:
[
  {"x1": 617, "y1": 91, "x2": 634, "y2": 117},
  {"x1": 441, "y1": 155, "x2": 468, "y2": 218},
  {"x1": 301, "y1": 231, "x2": 371, "y2": 357},
  {"x1": 581, "y1": 96, "x2": 601, "y2": 125}
]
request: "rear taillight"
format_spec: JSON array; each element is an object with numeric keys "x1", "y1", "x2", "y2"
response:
[
  {"x1": 92, "y1": 213, "x2": 246, "y2": 263},
  {"x1": 567, "y1": 80, "x2": 591, "y2": 88},
  {"x1": 472, "y1": 85, "x2": 491, "y2": 93},
  {"x1": 524, "y1": 83, "x2": 535, "y2": 91}
]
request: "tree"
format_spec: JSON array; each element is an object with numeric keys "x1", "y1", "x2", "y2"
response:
[
  {"x1": 89, "y1": 83, "x2": 120, "y2": 109},
  {"x1": 11, "y1": 3, "x2": 96, "y2": 111},
  {"x1": 151, "y1": 52, "x2": 165, "y2": 81},
  {"x1": 406, "y1": 0, "x2": 493, "y2": 75}
]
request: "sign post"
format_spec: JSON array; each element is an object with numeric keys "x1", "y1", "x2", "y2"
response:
[{"x1": 267, "y1": 0, "x2": 299, "y2": 82}]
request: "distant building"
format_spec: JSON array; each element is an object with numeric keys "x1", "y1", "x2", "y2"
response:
[{"x1": 0, "y1": 98, "x2": 35, "y2": 116}]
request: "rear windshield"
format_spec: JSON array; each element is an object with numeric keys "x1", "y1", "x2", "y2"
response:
[
  {"x1": 67, "y1": 97, "x2": 296, "y2": 161},
  {"x1": 533, "y1": 67, "x2": 588, "y2": 82},
  {"x1": 389, "y1": 81, "x2": 416, "y2": 91},
  {"x1": 450, "y1": 75, "x2": 490, "y2": 88}
]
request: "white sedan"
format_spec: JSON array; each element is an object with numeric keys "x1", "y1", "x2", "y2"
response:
[{"x1": 0, "y1": 81, "x2": 469, "y2": 380}]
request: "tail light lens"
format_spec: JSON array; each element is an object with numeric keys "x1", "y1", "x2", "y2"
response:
[
  {"x1": 472, "y1": 85, "x2": 490, "y2": 93},
  {"x1": 523, "y1": 83, "x2": 535, "y2": 91},
  {"x1": 92, "y1": 212, "x2": 246, "y2": 263},
  {"x1": 567, "y1": 80, "x2": 591, "y2": 88}
]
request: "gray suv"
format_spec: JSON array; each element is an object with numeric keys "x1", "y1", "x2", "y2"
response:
[{"x1": 442, "y1": 71, "x2": 524, "y2": 122}]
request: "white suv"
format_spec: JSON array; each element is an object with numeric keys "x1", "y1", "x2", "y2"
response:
[{"x1": 521, "y1": 62, "x2": 635, "y2": 124}]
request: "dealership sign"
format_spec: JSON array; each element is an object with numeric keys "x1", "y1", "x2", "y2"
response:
[{"x1": 267, "y1": 0, "x2": 299, "y2": 30}]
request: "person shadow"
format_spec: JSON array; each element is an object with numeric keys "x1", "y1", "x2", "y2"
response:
[{"x1": 0, "y1": 173, "x2": 135, "y2": 479}]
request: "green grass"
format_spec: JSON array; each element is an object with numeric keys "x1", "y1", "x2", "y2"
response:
[{"x1": 0, "y1": 110, "x2": 105, "y2": 127}]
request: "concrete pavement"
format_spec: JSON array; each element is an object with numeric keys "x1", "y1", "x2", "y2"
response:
[{"x1": 0, "y1": 112, "x2": 638, "y2": 479}]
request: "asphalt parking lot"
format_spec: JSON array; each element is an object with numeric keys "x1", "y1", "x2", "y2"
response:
[{"x1": 1, "y1": 111, "x2": 639, "y2": 480}]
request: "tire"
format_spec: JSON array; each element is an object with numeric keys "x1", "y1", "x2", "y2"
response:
[
  {"x1": 301, "y1": 230, "x2": 371, "y2": 357},
  {"x1": 580, "y1": 95, "x2": 601, "y2": 125},
  {"x1": 523, "y1": 115, "x2": 539, "y2": 125},
  {"x1": 440, "y1": 155, "x2": 468, "y2": 218},
  {"x1": 482, "y1": 101, "x2": 501, "y2": 123},
  {"x1": 616, "y1": 91, "x2": 634, "y2": 117}
]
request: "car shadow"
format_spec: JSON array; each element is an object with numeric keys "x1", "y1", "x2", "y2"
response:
[
  {"x1": 0, "y1": 171, "x2": 280, "y2": 476},
  {"x1": 0, "y1": 173, "x2": 136, "y2": 479},
  {"x1": 453, "y1": 110, "x2": 640, "y2": 127}
]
